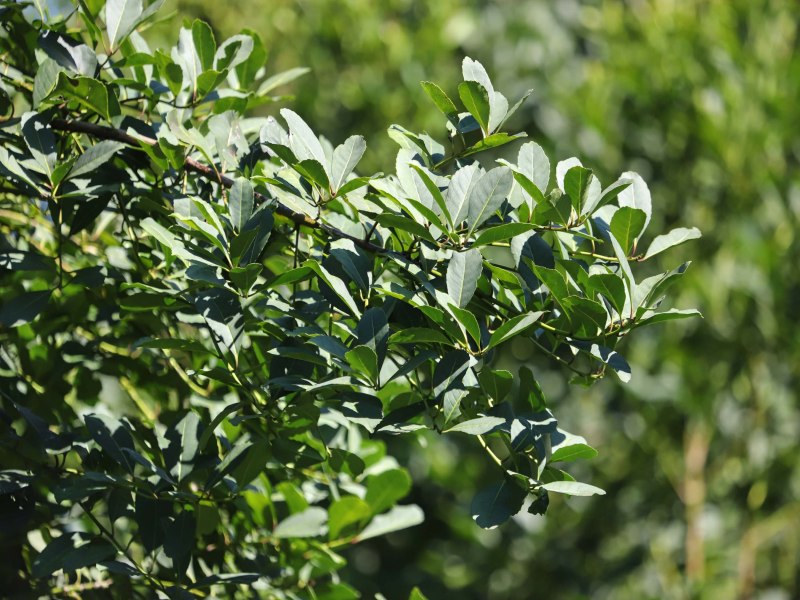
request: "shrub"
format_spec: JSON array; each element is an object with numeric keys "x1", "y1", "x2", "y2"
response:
[{"x1": 0, "y1": 1, "x2": 698, "y2": 597}]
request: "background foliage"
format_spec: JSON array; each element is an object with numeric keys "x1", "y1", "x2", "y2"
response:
[
  {"x1": 168, "y1": 0, "x2": 800, "y2": 598},
  {"x1": 1, "y1": 0, "x2": 798, "y2": 599}
]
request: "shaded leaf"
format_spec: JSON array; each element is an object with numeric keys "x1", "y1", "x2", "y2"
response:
[{"x1": 471, "y1": 480, "x2": 526, "y2": 529}]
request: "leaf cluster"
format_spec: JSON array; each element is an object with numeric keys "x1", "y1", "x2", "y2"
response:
[{"x1": 0, "y1": 1, "x2": 699, "y2": 596}]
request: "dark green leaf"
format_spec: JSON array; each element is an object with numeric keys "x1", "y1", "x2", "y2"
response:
[
  {"x1": 486, "y1": 311, "x2": 543, "y2": 350},
  {"x1": 0, "y1": 290, "x2": 51, "y2": 327},
  {"x1": 191, "y1": 19, "x2": 216, "y2": 71},
  {"x1": 68, "y1": 140, "x2": 124, "y2": 180},
  {"x1": 478, "y1": 369, "x2": 513, "y2": 402},
  {"x1": 85, "y1": 414, "x2": 135, "y2": 473},
  {"x1": 346, "y1": 345, "x2": 379, "y2": 386},
  {"x1": 420, "y1": 81, "x2": 459, "y2": 125},
  {"x1": 471, "y1": 480, "x2": 526, "y2": 529},
  {"x1": 32, "y1": 534, "x2": 115, "y2": 578},
  {"x1": 610, "y1": 207, "x2": 647, "y2": 254},
  {"x1": 458, "y1": 80, "x2": 490, "y2": 135},
  {"x1": 472, "y1": 222, "x2": 538, "y2": 247}
]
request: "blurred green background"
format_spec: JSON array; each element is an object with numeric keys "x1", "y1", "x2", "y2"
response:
[{"x1": 159, "y1": 0, "x2": 800, "y2": 597}]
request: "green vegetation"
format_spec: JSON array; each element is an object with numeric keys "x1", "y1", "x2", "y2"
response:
[{"x1": 2, "y1": 0, "x2": 796, "y2": 598}]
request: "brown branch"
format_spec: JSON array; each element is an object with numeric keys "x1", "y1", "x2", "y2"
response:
[{"x1": 50, "y1": 118, "x2": 389, "y2": 255}]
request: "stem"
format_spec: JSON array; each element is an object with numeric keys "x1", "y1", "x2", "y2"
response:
[{"x1": 79, "y1": 502, "x2": 165, "y2": 591}]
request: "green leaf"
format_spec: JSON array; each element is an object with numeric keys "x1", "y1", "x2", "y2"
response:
[
  {"x1": 231, "y1": 439, "x2": 269, "y2": 487},
  {"x1": 106, "y1": 0, "x2": 143, "y2": 50},
  {"x1": 191, "y1": 19, "x2": 216, "y2": 71},
  {"x1": 531, "y1": 266, "x2": 569, "y2": 303},
  {"x1": 234, "y1": 29, "x2": 267, "y2": 88},
  {"x1": 85, "y1": 414, "x2": 135, "y2": 473},
  {"x1": 541, "y1": 480, "x2": 605, "y2": 497},
  {"x1": 473, "y1": 223, "x2": 538, "y2": 247},
  {"x1": 374, "y1": 213, "x2": 436, "y2": 243},
  {"x1": 607, "y1": 233, "x2": 635, "y2": 289},
  {"x1": 365, "y1": 469, "x2": 412, "y2": 515},
  {"x1": 449, "y1": 304, "x2": 482, "y2": 347},
  {"x1": 466, "y1": 167, "x2": 513, "y2": 234},
  {"x1": 234, "y1": 207, "x2": 273, "y2": 265},
  {"x1": 294, "y1": 159, "x2": 331, "y2": 191},
  {"x1": 610, "y1": 207, "x2": 647, "y2": 254},
  {"x1": 328, "y1": 496, "x2": 371, "y2": 539},
  {"x1": 169, "y1": 411, "x2": 202, "y2": 482},
  {"x1": 230, "y1": 263, "x2": 263, "y2": 295},
  {"x1": 471, "y1": 480, "x2": 526, "y2": 529},
  {"x1": 517, "y1": 142, "x2": 550, "y2": 195},
  {"x1": 33, "y1": 58, "x2": 64, "y2": 108},
  {"x1": 635, "y1": 308, "x2": 702, "y2": 327},
  {"x1": 38, "y1": 30, "x2": 97, "y2": 77},
  {"x1": 549, "y1": 429, "x2": 598, "y2": 463},
  {"x1": 644, "y1": 227, "x2": 702, "y2": 259},
  {"x1": 331, "y1": 135, "x2": 366, "y2": 193},
  {"x1": 478, "y1": 369, "x2": 513, "y2": 402},
  {"x1": 409, "y1": 587, "x2": 430, "y2": 600},
  {"x1": 446, "y1": 248, "x2": 483, "y2": 308},
  {"x1": 47, "y1": 72, "x2": 119, "y2": 121},
  {"x1": 0, "y1": 290, "x2": 51, "y2": 327},
  {"x1": 617, "y1": 171, "x2": 652, "y2": 233},
  {"x1": 563, "y1": 165, "x2": 594, "y2": 214},
  {"x1": 273, "y1": 507, "x2": 327, "y2": 538},
  {"x1": 486, "y1": 311, "x2": 543, "y2": 350},
  {"x1": 587, "y1": 273, "x2": 627, "y2": 317},
  {"x1": 32, "y1": 534, "x2": 116, "y2": 578},
  {"x1": 458, "y1": 80, "x2": 490, "y2": 136},
  {"x1": 257, "y1": 66, "x2": 310, "y2": 95},
  {"x1": 267, "y1": 265, "x2": 313, "y2": 289},
  {"x1": 389, "y1": 327, "x2": 451, "y2": 345},
  {"x1": 357, "y1": 307, "x2": 389, "y2": 364},
  {"x1": 410, "y1": 163, "x2": 451, "y2": 228},
  {"x1": 462, "y1": 56, "x2": 506, "y2": 133},
  {"x1": 163, "y1": 509, "x2": 196, "y2": 576},
  {"x1": 21, "y1": 112, "x2": 56, "y2": 180},
  {"x1": 306, "y1": 260, "x2": 362, "y2": 318},
  {"x1": 346, "y1": 345, "x2": 379, "y2": 386},
  {"x1": 420, "y1": 81, "x2": 459, "y2": 125},
  {"x1": 229, "y1": 177, "x2": 254, "y2": 232},
  {"x1": 446, "y1": 163, "x2": 480, "y2": 226},
  {"x1": 460, "y1": 132, "x2": 526, "y2": 159},
  {"x1": 549, "y1": 442, "x2": 598, "y2": 463},
  {"x1": 280, "y1": 108, "x2": 329, "y2": 173},
  {"x1": 446, "y1": 416, "x2": 505, "y2": 435},
  {"x1": 357, "y1": 505, "x2": 424, "y2": 541},
  {"x1": 562, "y1": 296, "x2": 608, "y2": 337},
  {"x1": 68, "y1": 140, "x2": 124, "y2": 180}
]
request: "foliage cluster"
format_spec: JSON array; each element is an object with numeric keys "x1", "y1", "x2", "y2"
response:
[{"x1": 1, "y1": 1, "x2": 698, "y2": 597}]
